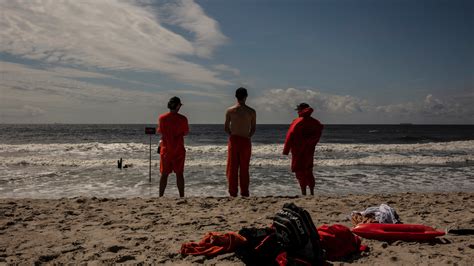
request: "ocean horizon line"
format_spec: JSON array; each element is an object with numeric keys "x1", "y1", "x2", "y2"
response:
[{"x1": 1, "y1": 123, "x2": 473, "y2": 126}]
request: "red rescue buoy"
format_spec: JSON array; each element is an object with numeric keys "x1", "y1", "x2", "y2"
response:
[{"x1": 352, "y1": 223, "x2": 445, "y2": 241}]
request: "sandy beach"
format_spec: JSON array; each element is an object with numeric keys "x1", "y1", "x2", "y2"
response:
[{"x1": 0, "y1": 192, "x2": 472, "y2": 265}]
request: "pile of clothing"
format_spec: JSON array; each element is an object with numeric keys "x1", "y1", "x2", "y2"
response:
[
  {"x1": 181, "y1": 203, "x2": 367, "y2": 265},
  {"x1": 351, "y1": 203, "x2": 402, "y2": 226}
]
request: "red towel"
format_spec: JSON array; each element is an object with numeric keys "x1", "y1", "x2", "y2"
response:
[{"x1": 180, "y1": 232, "x2": 247, "y2": 257}]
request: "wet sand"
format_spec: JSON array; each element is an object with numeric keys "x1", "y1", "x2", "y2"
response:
[{"x1": 0, "y1": 192, "x2": 473, "y2": 265}]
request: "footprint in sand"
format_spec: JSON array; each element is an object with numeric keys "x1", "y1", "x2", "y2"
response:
[
  {"x1": 107, "y1": 245, "x2": 126, "y2": 253},
  {"x1": 116, "y1": 255, "x2": 135, "y2": 263}
]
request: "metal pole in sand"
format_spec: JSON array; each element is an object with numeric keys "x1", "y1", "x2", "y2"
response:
[
  {"x1": 149, "y1": 134, "x2": 151, "y2": 183},
  {"x1": 145, "y1": 127, "x2": 155, "y2": 183}
]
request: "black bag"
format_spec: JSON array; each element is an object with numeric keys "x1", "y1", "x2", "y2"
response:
[
  {"x1": 273, "y1": 203, "x2": 325, "y2": 265},
  {"x1": 235, "y1": 227, "x2": 282, "y2": 265}
]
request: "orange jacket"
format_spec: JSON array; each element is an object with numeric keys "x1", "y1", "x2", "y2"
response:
[
  {"x1": 157, "y1": 112, "x2": 189, "y2": 157},
  {"x1": 283, "y1": 108, "x2": 323, "y2": 172}
]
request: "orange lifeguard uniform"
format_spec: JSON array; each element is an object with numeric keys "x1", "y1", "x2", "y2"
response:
[
  {"x1": 226, "y1": 135, "x2": 251, "y2": 197},
  {"x1": 283, "y1": 107, "x2": 323, "y2": 190},
  {"x1": 157, "y1": 112, "x2": 189, "y2": 175}
]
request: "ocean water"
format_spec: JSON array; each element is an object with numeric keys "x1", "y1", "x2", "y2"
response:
[{"x1": 0, "y1": 124, "x2": 473, "y2": 198}]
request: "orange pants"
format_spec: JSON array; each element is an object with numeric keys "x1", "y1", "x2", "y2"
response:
[
  {"x1": 160, "y1": 153, "x2": 185, "y2": 175},
  {"x1": 295, "y1": 168, "x2": 315, "y2": 190},
  {"x1": 226, "y1": 135, "x2": 251, "y2": 197}
]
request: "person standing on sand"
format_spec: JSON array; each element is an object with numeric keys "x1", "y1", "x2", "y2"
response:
[
  {"x1": 224, "y1": 87, "x2": 256, "y2": 197},
  {"x1": 283, "y1": 103, "x2": 324, "y2": 196},
  {"x1": 157, "y1": 96, "x2": 189, "y2": 197}
]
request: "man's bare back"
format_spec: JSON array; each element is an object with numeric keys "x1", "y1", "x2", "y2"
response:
[{"x1": 225, "y1": 104, "x2": 256, "y2": 138}]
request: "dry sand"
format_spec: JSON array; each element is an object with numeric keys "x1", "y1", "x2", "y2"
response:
[{"x1": 0, "y1": 192, "x2": 473, "y2": 265}]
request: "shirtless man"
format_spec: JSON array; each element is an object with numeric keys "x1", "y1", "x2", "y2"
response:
[{"x1": 224, "y1": 87, "x2": 256, "y2": 197}]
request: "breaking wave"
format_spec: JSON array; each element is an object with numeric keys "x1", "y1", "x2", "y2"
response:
[{"x1": 1, "y1": 141, "x2": 472, "y2": 167}]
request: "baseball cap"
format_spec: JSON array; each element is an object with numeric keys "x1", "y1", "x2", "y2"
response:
[{"x1": 295, "y1": 102, "x2": 310, "y2": 110}]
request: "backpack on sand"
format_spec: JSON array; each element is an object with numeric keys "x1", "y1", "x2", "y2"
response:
[{"x1": 272, "y1": 203, "x2": 325, "y2": 265}]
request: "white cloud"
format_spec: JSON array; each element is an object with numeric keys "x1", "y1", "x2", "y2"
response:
[
  {"x1": 0, "y1": 0, "x2": 229, "y2": 86},
  {"x1": 159, "y1": 0, "x2": 228, "y2": 58},
  {"x1": 1, "y1": 63, "x2": 145, "y2": 104},
  {"x1": 254, "y1": 88, "x2": 474, "y2": 123},
  {"x1": 165, "y1": 89, "x2": 228, "y2": 100},
  {"x1": 212, "y1": 64, "x2": 241, "y2": 76},
  {"x1": 1, "y1": 105, "x2": 46, "y2": 119},
  {"x1": 1, "y1": 62, "x2": 111, "y2": 79},
  {"x1": 376, "y1": 94, "x2": 474, "y2": 119},
  {"x1": 0, "y1": 62, "x2": 169, "y2": 122},
  {"x1": 253, "y1": 88, "x2": 370, "y2": 114}
]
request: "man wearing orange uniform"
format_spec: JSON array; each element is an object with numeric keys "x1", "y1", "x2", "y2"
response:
[
  {"x1": 224, "y1": 87, "x2": 256, "y2": 197},
  {"x1": 283, "y1": 103, "x2": 324, "y2": 196},
  {"x1": 157, "y1": 96, "x2": 189, "y2": 197}
]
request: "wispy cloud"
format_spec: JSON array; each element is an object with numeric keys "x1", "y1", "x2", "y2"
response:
[
  {"x1": 165, "y1": 89, "x2": 228, "y2": 100},
  {"x1": 212, "y1": 64, "x2": 241, "y2": 76},
  {"x1": 0, "y1": 0, "x2": 230, "y2": 86},
  {"x1": 1, "y1": 105, "x2": 47, "y2": 119},
  {"x1": 376, "y1": 94, "x2": 474, "y2": 118},
  {"x1": 254, "y1": 88, "x2": 474, "y2": 122},
  {"x1": 1, "y1": 62, "x2": 168, "y2": 104},
  {"x1": 254, "y1": 88, "x2": 370, "y2": 114},
  {"x1": 0, "y1": 62, "x2": 169, "y2": 122},
  {"x1": 159, "y1": 0, "x2": 228, "y2": 58}
]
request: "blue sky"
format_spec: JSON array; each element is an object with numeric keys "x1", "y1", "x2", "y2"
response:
[{"x1": 1, "y1": 0, "x2": 472, "y2": 124}]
